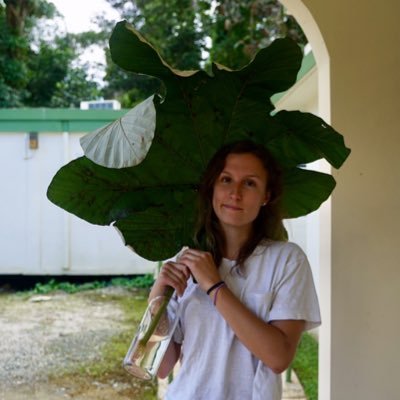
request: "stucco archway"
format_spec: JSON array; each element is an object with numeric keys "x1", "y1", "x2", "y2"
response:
[
  {"x1": 278, "y1": 2, "x2": 331, "y2": 399},
  {"x1": 279, "y1": 2, "x2": 400, "y2": 400}
]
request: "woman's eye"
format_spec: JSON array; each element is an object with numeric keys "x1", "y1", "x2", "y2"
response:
[
  {"x1": 245, "y1": 179, "x2": 256, "y2": 187},
  {"x1": 221, "y1": 176, "x2": 231, "y2": 183}
]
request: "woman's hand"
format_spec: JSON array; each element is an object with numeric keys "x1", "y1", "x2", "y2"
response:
[
  {"x1": 178, "y1": 248, "x2": 221, "y2": 292},
  {"x1": 150, "y1": 261, "x2": 190, "y2": 300}
]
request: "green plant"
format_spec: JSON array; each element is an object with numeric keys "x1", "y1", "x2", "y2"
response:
[
  {"x1": 47, "y1": 21, "x2": 350, "y2": 262},
  {"x1": 293, "y1": 333, "x2": 319, "y2": 400},
  {"x1": 111, "y1": 275, "x2": 154, "y2": 289},
  {"x1": 33, "y1": 279, "x2": 101, "y2": 294},
  {"x1": 31, "y1": 276, "x2": 154, "y2": 294}
]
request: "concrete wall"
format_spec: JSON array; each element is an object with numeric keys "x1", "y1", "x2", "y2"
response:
[
  {"x1": 283, "y1": 1, "x2": 400, "y2": 399},
  {"x1": 274, "y1": 64, "x2": 321, "y2": 289}
]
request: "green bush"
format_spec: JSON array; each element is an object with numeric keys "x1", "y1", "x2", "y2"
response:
[
  {"x1": 293, "y1": 332, "x2": 319, "y2": 400},
  {"x1": 31, "y1": 275, "x2": 155, "y2": 294}
]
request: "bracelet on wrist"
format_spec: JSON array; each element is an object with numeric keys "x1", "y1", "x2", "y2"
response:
[
  {"x1": 206, "y1": 280, "x2": 225, "y2": 295},
  {"x1": 213, "y1": 282, "x2": 226, "y2": 306}
]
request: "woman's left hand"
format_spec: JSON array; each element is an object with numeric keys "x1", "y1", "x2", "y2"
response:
[{"x1": 178, "y1": 248, "x2": 221, "y2": 292}]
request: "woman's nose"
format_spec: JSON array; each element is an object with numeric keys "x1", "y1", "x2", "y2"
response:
[{"x1": 229, "y1": 183, "x2": 242, "y2": 199}]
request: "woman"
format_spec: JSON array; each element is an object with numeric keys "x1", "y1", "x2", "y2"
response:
[{"x1": 149, "y1": 140, "x2": 320, "y2": 400}]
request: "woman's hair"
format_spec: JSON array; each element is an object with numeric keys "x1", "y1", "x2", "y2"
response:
[{"x1": 194, "y1": 140, "x2": 286, "y2": 267}]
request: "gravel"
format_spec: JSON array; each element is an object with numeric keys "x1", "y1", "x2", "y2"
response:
[{"x1": 0, "y1": 287, "x2": 133, "y2": 395}]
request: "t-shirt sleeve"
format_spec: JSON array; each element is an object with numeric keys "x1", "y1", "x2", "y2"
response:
[
  {"x1": 268, "y1": 248, "x2": 321, "y2": 331},
  {"x1": 172, "y1": 318, "x2": 184, "y2": 344}
]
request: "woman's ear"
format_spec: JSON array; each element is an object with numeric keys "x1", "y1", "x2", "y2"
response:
[{"x1": 262, "y1": 192, "x2": 271, "y2": 206}]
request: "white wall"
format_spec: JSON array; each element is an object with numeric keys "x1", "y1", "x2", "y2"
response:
[
  {"x1": 282, "y1": 1, "x2": 400, "y2": 399},
  {"x1": 0, "y1": 131, "x2": 157, "y2": 275},
  {"x1": 276, "y1": 65, "x2": 321, "y2": 291}
]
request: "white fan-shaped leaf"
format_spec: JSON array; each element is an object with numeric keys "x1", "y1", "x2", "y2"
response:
[{"x1": 80, "y1": 95, "x2": 156, "y2": 168}]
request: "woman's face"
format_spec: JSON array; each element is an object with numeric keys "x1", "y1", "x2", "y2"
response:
[{"x1": 212, "y1": 152, "x2": 270, "y2": 235}]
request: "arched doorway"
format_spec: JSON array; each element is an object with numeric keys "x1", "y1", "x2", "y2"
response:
[{"x1": 279, "y1": 2, "x2": 331, "y2": 399}]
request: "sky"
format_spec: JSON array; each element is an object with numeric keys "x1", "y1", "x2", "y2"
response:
[
  {"x1": 50, "y1": 0, "x2": 119, "y2": 34},
  {"x1": 49, "y1": 0, "x2": 120, "y2": 84}
]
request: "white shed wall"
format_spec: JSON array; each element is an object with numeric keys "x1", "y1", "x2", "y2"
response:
[{"x1": 0, "y1": 131, "x2": 157, "y2": 275}]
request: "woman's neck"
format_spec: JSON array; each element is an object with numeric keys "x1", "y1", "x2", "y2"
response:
[{"x1": 223, "y1": 226, "x2": 252, "y2": 260}]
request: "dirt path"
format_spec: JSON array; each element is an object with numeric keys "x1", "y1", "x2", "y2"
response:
[{"x1": 0, "y1": 287, "x2": 157, "y2": 400}]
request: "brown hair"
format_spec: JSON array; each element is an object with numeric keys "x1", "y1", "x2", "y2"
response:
[{"x1": 194, "y1": 140, "x2": 286, "y2": 267}]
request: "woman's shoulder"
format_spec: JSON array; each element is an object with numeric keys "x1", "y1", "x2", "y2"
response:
[
  {"x1": 252, "y1": 240, "x2": 308, "y2": 268},
  {"x1": 245, "y1": 240, "x2": 310, "y2": 282},
  {"x1": 256, "y1": 239, "x2": 306, "y2": 257}
]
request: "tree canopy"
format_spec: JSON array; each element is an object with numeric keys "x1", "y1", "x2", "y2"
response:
[
  {"x1": 99, "y1": 0, "x2": 307, "y2": 107},
  {"x1": 0, "y1": 0, "x2": 307, "y2": 108},
  {"x1": 0, "y1": 0, "x2": 100, "y2": 107}
]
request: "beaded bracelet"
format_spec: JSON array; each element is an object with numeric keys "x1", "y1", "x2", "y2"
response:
[
  {"x1": 213, "y1": 282, "x2": 226, "y2": 306},
  {"x1": 206, "y1": 280, "x2": 225, "y2": 295}
]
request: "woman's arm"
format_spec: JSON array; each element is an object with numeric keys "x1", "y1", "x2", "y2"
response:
[
  {"x1": 148, "y1": 261, "x2": 189, "y2": 377},
  {"x1": 212, "y1": 285, "x2": 304, "y2": 374},
  {"x1": 157, "y1": 340, "x2": 182, "y2": 379}
]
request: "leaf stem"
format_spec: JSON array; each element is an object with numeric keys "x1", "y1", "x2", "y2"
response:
[{"x1": 139, "y1": 286, "x2": 174, "y2": 345}]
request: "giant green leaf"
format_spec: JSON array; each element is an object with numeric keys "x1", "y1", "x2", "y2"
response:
[
  {"x1": 47, "y1": 20, "x2": 351, "y2": 261},
  {"x1": 80, "y1": 95, "x2": 156, "y2": 169},
  {"x1": 269, "y1": 111, "x2": 351, "y2": 169},
  {"x1": 281, "y1": 168, "x2": 336, "y2": 218},
  {"x1": 114, "y1": 192, "x2": 197, "y2": 261}
]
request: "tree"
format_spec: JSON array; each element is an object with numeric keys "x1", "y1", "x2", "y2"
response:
[
  {"x1": 99, "y1": 0, "x2": 307, "y2": 106},
  {"x1": 206, "y1": 0, "x2": 307, "y2": 69},
  {"x1": 0, "y1": 0, "x2": 57, "y2": 106},
  {"x1": 102, "y1": 0, "x2": 205, "y2": 70},
  {"x1": 0, "y1": 0, "x2": 100, "y2": 107},
  {"x1": 97, "y1": 0, "x2": 206, "y2": 107},
  {"x1": 24, "y1": 35, "x2": 101, "y2": 107},
  {"x1": 50, "y1": 66, "x2": 100, "y2": 108},
  {"x1": 24, "y1": 36, "x2": 75, "y2": 106}
]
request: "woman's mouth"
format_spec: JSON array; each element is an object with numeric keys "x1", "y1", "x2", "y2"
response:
[{"x1": 222, "y1": 204, "x2": 243, "y2": 211}]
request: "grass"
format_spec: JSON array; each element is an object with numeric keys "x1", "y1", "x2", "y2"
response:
[
  {"x1": 292, "y1": 332, "x2": 319, "y2": 400},
  {"x1": 76, "y1": 290, "x2": 158, "y2": 398},
  {"x1": 31, "y1": 274, "x2": 155, "y2": 294},
  {"x1": 11, "y1": 276, "x2": 158, "y2": 399},
  {"x1": 49, "y1": 287, "x2": 158, "y2": 399}
]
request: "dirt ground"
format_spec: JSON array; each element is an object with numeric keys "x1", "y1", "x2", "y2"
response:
[
  {"x1": 0, "y1": 285, "x2": 307, "y2": 400},
  {"x1": 0, "y1": 286, "x2": 158, "y2": 400}
]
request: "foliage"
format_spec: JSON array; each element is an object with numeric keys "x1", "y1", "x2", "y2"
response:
[
  {"x1": 24, "y1": 36, "x2": 75, "y2": 106},
  {"x1": 50, "y1": 66, "x2": 100, "y2": 108},
  {"x1": 0, "y1": 0, "x2": 308, "y2": 107},
  {"x1": 203, "y1": 0, "x2": 307, "y2": 70},
  {"x1": 111, "y1": 275, "x2": 155, "y2": 289},
  {"x1": 293, "y1": 333, "x2": 319, "y2": 400},
  {"x1": 47, "y1": 21, "x2": 350, "y2": 262},
  {"x1": 99, "y1": 0, "x2": 205, "y2": 107},
  {"x1": 102, "y1": 48, "x2": 162, "y2": 108},
  {"x1": 99, "y1": 0, "x2": 306, "y2": 106},
  {"x1": 0, "y1": 0, "x2": 100, "y2": 107},
  {"x1": 80, "y1": 95, "x2": 156, "y2": 168},
  {"x1": 31, "y1": 275, "x2": 154, "y2": 294},
  {"x1": 102, "y1": 0, "x2": 204, "y2": 70},
  {"x1": 0, "y1": 3, "x2": 29, "y2": 106}
]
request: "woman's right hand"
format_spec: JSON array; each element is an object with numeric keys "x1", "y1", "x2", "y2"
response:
[{"x1": 149, "y1": 261, "x2": 191, "y2": 300}]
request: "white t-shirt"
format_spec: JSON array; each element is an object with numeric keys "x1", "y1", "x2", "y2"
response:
[{"x1": 165, "y1": 240, "x2": 321, "y2": 400}]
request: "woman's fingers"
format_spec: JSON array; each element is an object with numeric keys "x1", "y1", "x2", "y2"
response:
[
  {"x1": 178, "y1": 249, "x2": 221, "y2": 291},
  {"x1": 159, "y1": 262, "x2": 190, "y2": 296}
]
